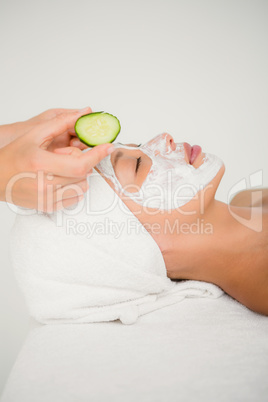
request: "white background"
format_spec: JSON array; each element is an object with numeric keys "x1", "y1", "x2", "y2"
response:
[{"x1": 0, "y1": 0, "x2": 267, "y2": 394}]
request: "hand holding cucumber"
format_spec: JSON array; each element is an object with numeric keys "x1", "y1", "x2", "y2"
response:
[
  {"x1": 0, "y1": 107, "x2": 91, "y2": 149},
  {"x1": 0, "y1": 108, "x2": 115, "y2": 212}
]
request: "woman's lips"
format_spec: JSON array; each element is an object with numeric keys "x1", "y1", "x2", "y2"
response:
[
  {"x1": 190, "y1": 145, "x2": 202, "y2": 164},
  {"x1": 183, "y1": 142, "x2": 202, "y2": 165}
]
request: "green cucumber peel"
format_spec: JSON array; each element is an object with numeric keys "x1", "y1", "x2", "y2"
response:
[{"x1": 74, "y1": 111, "x2": 121, "y2": 147}]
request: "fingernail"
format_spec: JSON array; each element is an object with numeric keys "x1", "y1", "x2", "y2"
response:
[
  {"x1": 107, "y1": 145, "x2": 115, "y2": 155},
  {"x1": 72, "y1": 139, "x2": 81, "y2": 146}
]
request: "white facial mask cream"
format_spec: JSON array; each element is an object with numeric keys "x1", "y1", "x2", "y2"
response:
[{"x1": 97, "y1": 134, "x2": 223, "y2": 210}]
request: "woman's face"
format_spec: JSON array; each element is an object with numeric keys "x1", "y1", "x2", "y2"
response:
[{"x1": 96, "y1": 133, "x2": 225, "y2": 212}]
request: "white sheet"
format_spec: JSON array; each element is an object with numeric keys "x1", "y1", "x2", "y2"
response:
[{"x1": 2, "y1": 294, "x2": 268, "y2": 402}]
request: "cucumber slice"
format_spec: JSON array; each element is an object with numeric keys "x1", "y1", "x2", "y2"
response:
[{"x1": 75, "y1": 111, "x2": 121, "y2": 147}]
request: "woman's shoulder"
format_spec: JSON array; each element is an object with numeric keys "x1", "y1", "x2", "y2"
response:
[{"x1": 229, "y1": 188, "x2": 268, "y2": 209}]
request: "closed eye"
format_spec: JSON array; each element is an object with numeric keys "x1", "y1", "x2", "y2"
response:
[{"x1": 135, "y1": 157, "x2": 141, "y2": 174}]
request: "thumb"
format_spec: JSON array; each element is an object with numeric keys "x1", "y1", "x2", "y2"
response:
[
  {"x1": 28, "y1": 108, "x2": 92, "y2": 148},
  {"x1": 39, "y1": 142, "x2": 114, "y2": 178}
]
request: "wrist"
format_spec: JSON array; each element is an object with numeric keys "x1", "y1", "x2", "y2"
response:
[
  {"x1": 0, "y1": 146, "x2": 9, "y2": 201},
  {"x1": 0, "y1": 122, "x2": 24, "y2": 148}
]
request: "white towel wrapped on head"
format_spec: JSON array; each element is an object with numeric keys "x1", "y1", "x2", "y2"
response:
[{"x1": 10, "y1": 169, "x2": 223, "y2": 325}]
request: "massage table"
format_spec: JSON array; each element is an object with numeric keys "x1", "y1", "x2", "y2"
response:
[{"x1": 2, "y1": 293, "x2": 268, "y2": 402}]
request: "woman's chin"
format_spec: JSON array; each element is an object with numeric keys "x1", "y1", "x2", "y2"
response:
[{"x1": 192, "y1": 152, "x2": 206, "y2": 168}]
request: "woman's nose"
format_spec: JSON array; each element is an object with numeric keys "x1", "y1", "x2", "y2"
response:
[
  {"x1": 162, "y1": 133, "x2": 176, "y2": 152},
  {"x1": 143, "y1": 133, "x2": 176, "y2": 153}
]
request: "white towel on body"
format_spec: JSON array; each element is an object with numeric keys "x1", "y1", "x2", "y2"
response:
[{"x1": 10, "y1": 169, "x2": 223, "y2": 325}]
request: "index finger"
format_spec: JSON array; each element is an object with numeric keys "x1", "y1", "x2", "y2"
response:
[
  {"x1": 40, "y1": 143, "x2": 114, "y2": 177},
  {"x1": 28, "y1": 108, "x2": 92, "y2": 147}
]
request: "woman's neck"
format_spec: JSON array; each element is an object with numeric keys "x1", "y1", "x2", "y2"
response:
[
  {"x1": 162, "y1": 199, "x2": 267, "y2": 284},
  {"x1": 162, "y1": 200, "x2": 268, "y2": 314}
]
